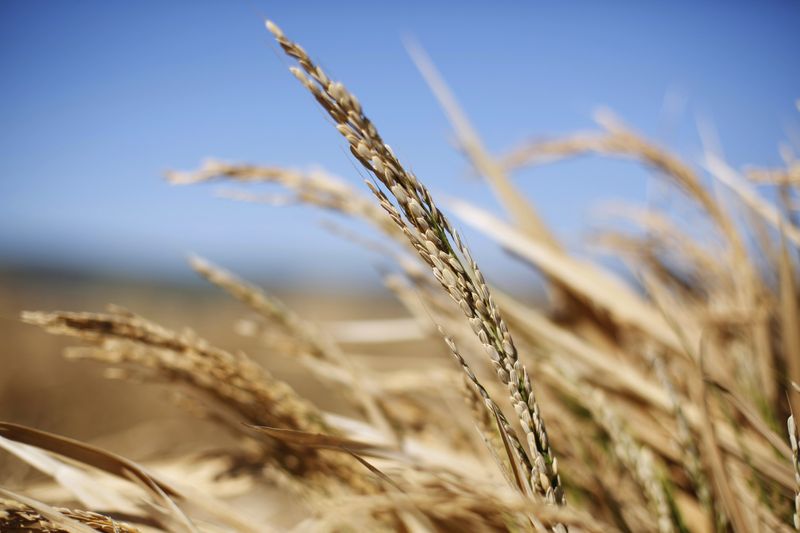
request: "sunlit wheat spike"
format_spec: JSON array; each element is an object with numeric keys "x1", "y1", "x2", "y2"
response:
[{"x1": 266, "y1": 18, "x2": 565, "y2": 505}]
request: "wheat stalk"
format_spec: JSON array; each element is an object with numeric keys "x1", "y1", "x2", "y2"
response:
[
  {"x1": 788, "y1": 414, "x2": 800, "y2": 530},
  {"x1": 188, "y1": 255, "x2": 396, "y2": 440},
  {"x1": 585, "y1": 387, "x2": 677, "y2": 533},
  {"x1": 264, "y1": 20, "x2": 564, "y2": 506},
  {"x1": 1, "y1": 497, "x2": 141, "y2": 533},
  {"x1": 20, "y1": 309, "x2": 374, "y2": 494}
]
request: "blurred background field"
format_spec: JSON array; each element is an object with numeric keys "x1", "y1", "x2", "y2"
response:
[{"x1": 0, "y1": 269, "x2": 428, "y2": 439}]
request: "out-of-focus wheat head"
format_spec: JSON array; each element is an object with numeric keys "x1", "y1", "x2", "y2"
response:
[{"x1": 3, "y1": 17, "x2": 800, "y2": 533}]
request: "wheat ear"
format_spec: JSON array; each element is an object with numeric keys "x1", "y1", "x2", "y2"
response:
[{"x1": 265, "y1": 19, "x2": 564, "y2": 505}]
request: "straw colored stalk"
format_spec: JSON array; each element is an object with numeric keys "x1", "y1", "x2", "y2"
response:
[
  {"x1": 409, "y1": 259, "x2": 793, "y2": 498},
  {"x1": 592, "y1": 231, "x2": 704, "y2": 299},
  {"x1": 781, "y1": 234, "x2": 800, "y2": 420},
  {"x1": 727, "y1": 460, "x2": 795, "y2": 533},
  {"x1": 21, "y1": 309, "x2": 373, "y2": 494},
  {"x1": 438, "y1": 330, "x2": 537, "y2": 492},
  {"x1": 397, "y1": 241, "x2": 788, "y2": 498},
  {"x1": 405, "y1": 39, "x2": 559, "y2": 251},
  {"x1": 266, "y1": 20, "x2": 564, "y2": 505},
  {"x1": 500, "y1": 124, "x2": 743, "y2": 260},
  {"x1": 649, "y1": 350, "x2": 713, "y2": 523},
  {"x1": 395, "y1": 251, "x2": 700, "y2": 525},
  {"x1": 594, "y1": 203, "x2": 728, "y2": 289},
  {"x1": 407, "y1": 38, "x2": 636, "y2": 358},
  {"x1": 704, "y1": 152, "x2": 800, "y2": 249},
  {"x1": 294, "y1": 489, "x2": 615, "y2": 533},
  {"x1": 501, "y1": 124, "x2": 763, "y2": 363},
  {"x1": 188, "y1": 255, "x2": 395, "y2": 440},
  {"x1": 170, "y1": 155, "x2": 664, "y2": 433},
  {"x1": 747, "y1": 163, "x2": 800, "y2": 186},
  {"x1": 705, "y1": 150, "x2": 800, "y2": 411},
  {"x1": 448, "y1": 198, "x2": 686, "y2": 353},
  {"x1": 168, "y1": 160, "x2": 403, "y2": 243},
  {"x1": 1, "y1": 496, "x2": 141, "y2": 533},
  {"x1": 788, "y1": 415, "x2": 800, "y2": 530},
  {"x1": 470, "y1": 126, "x2": 779, "y2": 412},
  {"x1": 455, "y1": 197, "x2": 772, "y2": 430},
  {"x1": 584, "y1": 387, "x2": 677, "y2": 533},
  {"x1": 459, "y1": 371, "x2": 519, "y2": 486}
]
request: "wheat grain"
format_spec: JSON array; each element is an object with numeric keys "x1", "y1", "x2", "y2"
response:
[{"x1": 266, "y1": 19, "x2": 564, "y2": 506}]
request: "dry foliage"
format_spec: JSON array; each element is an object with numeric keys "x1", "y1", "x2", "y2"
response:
[{"x1": 3, "y1": 18, "x2": 800, "y2": 533}]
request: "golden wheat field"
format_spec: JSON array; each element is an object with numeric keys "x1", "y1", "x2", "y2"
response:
[{"x1": 3, "y1": 10, "x2": 800, "y2": 533}]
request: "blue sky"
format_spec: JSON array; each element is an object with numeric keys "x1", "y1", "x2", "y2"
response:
[{"x1": 1, "y1": 1, "x2": 798, "y2": 289}]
